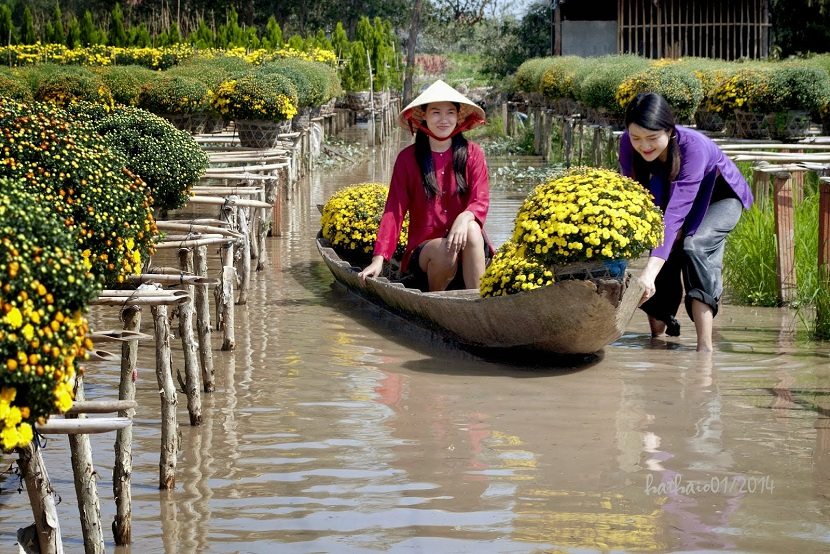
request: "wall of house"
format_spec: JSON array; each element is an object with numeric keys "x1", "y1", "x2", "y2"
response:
[{"x1": 562, "y1": 21, "x2": 618, "y2": 56}]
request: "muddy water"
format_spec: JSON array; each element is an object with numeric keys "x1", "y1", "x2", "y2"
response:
[{"x1": 1, "y1": 128, "x2": 829, "y2": 553}]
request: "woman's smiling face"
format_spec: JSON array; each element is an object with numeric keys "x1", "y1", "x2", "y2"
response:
[
  {"x1": 424, "y1": 102, "x2": 458, "y2": 139},
  {"x1": 627, "y1": 123, "x2": 671, "y2": 162}
]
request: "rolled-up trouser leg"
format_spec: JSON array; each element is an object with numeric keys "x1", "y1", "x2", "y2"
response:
[{"x1": 682, "y1": 197, "x2": 743, "y2": 320}]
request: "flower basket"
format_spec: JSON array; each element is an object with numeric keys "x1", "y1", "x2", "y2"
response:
[
  {"x1": 694, "y1": 109, "x2": 725, "y2": 132},
  {"x1": 320, "y1": 98, "x2": 336, "y2": 115},
  {"x1": 346, "y1": 90, "x2": 373, "y2": 111},
  {"x1": 292, "y1": 107, "x2": 312, "y2": 131},
  {"x1": 733, "y1": 110, "x2": 769, "y2": 140},
  {"x1": 765, "y1": 110, "x2": 812, "y2": 141},
  {"x1": 160, "y1": 112, "x2": 192, "y2": 132},
  {"x1": 236, "y1": 119, "x2": 291, "y2": 148},
  {"x1": 588, "y1": 107, "x2": 624, "y2": 130}
]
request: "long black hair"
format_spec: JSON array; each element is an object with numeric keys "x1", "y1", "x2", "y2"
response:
[
  {"x1": 413, "y1": 102, "x2": 470, "y2": 199},
  {"x1": 624, "y1": 92, "x2": 681, "y2": 185}
]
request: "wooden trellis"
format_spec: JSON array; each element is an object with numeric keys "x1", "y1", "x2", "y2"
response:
[{"x1": 617, "y1": 0, "x2": 771, "y2": 60}]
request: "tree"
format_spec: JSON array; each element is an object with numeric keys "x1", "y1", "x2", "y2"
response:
[
  {"x1": 0, "y1": 4, "x2": 16, "y2": 45},
  {"x1": 51, "y1": 3, "x2": 66, "y2": 45},
  {"x1": 403, "y1": 0, "x2": 423, "y2": 103},
  {"x1": 21, "y1": 6, "x2": 36, "y2": 45},
  {"x1": 79, "y1": 10, "x2": 100, "y2": 46},
  {"x1": 481, "y1": 1, "x2": 550, "y2": 78},
  {"x1": 109, "y1": 3, "x2": 128, "y2": 47},
  {"x1": 263, "y1": 16, "x2": 282, "y2": 48},
  {"x1": 66, "y1": 15, "x2": 81, "y2": 48}
]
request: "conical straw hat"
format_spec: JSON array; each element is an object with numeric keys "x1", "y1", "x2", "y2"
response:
[{"x1": 398, "y1": 79, "x2": 486, "y2": 134}]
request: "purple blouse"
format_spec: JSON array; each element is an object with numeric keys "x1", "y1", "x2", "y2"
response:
[{"x1": 619, "y1": 125, "x2": 754, "y2": 260}]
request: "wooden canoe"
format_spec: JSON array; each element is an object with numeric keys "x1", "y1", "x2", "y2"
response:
[{"x1": 317, "y1": 237, "x2": 644, "y2": 355}]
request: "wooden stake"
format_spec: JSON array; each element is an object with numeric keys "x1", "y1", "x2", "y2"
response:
[
  {"x1": 177, "y1": 248, "x2": 203, "y2": 426},
  {"x1": 17, "y1": 442, "x2": 64, "y2": 554},
  {"x1": 113, "y1": 305, "x2": 140, "y2": 545},
  {"x1": 67, "y1": 374, "x2": 105, "y2": 553},
  {"x1": 151, "y1": 304, "x2": 177, "y2": 490},
  {"x1": 194, "y1": 245, "x2": 215, "y2": 392},
  {"x1": 773, "y1": 171, "x2": 797, "y2": 305}
]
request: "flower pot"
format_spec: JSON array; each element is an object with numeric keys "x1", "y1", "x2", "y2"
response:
[
  {"x1": 694, "y1": 109, "x2": 725, "y2": 132},
  {"x1": 160, "y1": 113, "x2": 192, "y2": 132},
  {"x1": 765, "y1": 110, "x2": 812, "y2": 141},
  {"x1": 235, "y1": 119, "x2": 291, "y2": 148},
  {"x1": 733, "y1": 110, "x2": 769, "y2": 139}
]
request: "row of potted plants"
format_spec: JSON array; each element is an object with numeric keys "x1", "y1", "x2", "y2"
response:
[
  {"x1": 0, "y1": 52, "x2": 343, "y2": 147},
  {"x1": 514, "y1": 55, "x2": 830, "y2": 140}
]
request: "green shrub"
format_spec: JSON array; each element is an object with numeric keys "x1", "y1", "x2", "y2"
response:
[
  {"x1": 137, "y1": 73, "x2": 212, "y2": 115},
  {"x1": 540, "y1": 56, "x2": 583, "y2": 100},
  {"x1": 709, "y1": 65, "x2": 774, "y2": 116},
  {"x1": 615, "y1": 63, "x2": 703, "y2": 122},
  {"x1": 257, "y1": 58, "x2": 335, "y2": 107},
  {"x1": 0, "y1": 70, "x2": 33, "y2": 102},
  {"x1": 0, "y1": 97, "x2": 157, "y2": 285},
  {"x1": 211, "y1": 73, "x2": 298, "y2": 121},
  {"x1": 514, "y1": 57, "x2": 553, "y2": 94},
  {"x1": 94, "y1": 65, "x2": 157, "y2": 106},
  {"x1": 0, "y1": 177, "x2": 100, "y2": 451},
  {"x1": 18, "y1": 64, "x2": 114, "y2": 108},
  {"x1": 76, "y1": 104, "x2": 209, "y2": 212},
  {"x1": 761, "y1": 63, "x2": 830, "y2": 114},
  {"x1": 168, "y1": 54, "x2": 252, "y2": 88},
  {"x1": 575, "y1": 55, "x2": 650, "y2": 115}
]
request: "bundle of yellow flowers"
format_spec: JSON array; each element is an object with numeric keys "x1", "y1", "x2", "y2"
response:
[
  {"x1": 320, "y1": 183, "x2": 407, "y2": 257},
  {"x1": 1, "y1": 178, "x2": 99, "y2": 452},
  {"x1": 480, "y1": 167, "x2": 663, "y2": 297},
  {"x1": 479, "y1": 241, "x2": 554, "y2": 297}
]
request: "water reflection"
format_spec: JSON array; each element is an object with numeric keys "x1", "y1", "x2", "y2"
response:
[{"x1": 1, "y1": 127, "x2": 830, "y2": 553}]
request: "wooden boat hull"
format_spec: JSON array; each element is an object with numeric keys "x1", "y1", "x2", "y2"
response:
[{"x1": 317, "y1": 238, "x2": 644, "y2": 355}]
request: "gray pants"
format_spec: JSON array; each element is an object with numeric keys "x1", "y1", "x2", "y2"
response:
[{"x1": 641, "y1": 197, "x2": 743, "y2": 323}]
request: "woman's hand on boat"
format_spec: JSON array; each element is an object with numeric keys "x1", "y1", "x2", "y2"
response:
[{"x1": 358, "y1": 255, "x2": 385, "y2": 284}]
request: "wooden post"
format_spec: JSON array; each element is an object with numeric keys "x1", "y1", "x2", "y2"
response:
[
  {"x1": 193, "y1": 245, "x2": 215, "y2": 392},
  {"x1": 113, "y1": 305, "x2": 140, "y2": 545},
  {"x1": 151, "y1": 303, "x2": 177, "y2": 489},
  {"x1": 68, "y1": 374, "x2": 105, "y2": 553},
  {"x1": 177, "y1": 248, "x2": 203, "y2": 426},
  {"x1": 752, "y1": 163, "x2": 771, "y2": 208},
  {"x1": 216, "y1": 239, "x2": 236, "y2": 351},
  {"x1": 17, "y1": 443, "x2": 63, "y2": 553},
  {"x1": 236, "y1": 206, "x2": 251, "y2": 305},
  {"x1": 818, "y1": 178, "x2": 830, "y2": 331},
  {"x1": 773, "y1": 171, "x2": 797, "y2": 305}
]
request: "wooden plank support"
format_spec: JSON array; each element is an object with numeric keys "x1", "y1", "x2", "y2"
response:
[
  {"x1": 35, "y1": 417, "x2": 132, "y2": 434},
  {"x1": 67, "y1": 375, "x2": 105, "y2": 554},
  {"x1": 151, "y1": 303, "x2": 178, "y2": 490},
  {"x1": 65, "y1": 400, "x2": 137, "y2": 414},
  {"x1": 194, "y1": 245, "x2": 215, "y2": 392},
  {"x1": 177, "y1": 248, "x2": 203, "y2": 426},
  {"x1": 17, "y1": 443, "x2": 64, "y2": 554},
  {"x1": 818, "y1": 178, "x2": 830, "y2": 332},
  {"x1": 773, "y1": 171, "x2": 797, "y2": 305},
  {"x1": 113, "y1": 305, "x2": 140, "y2": 545}
]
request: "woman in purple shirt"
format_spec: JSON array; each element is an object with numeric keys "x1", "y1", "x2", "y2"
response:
[{"x1": 619, "y1": 93, "x2": 754, "y2": 352}]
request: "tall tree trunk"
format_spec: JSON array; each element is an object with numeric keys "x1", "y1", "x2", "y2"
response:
[{"x1": 403, "y1": 0, "x2": 422, "y2": 105}]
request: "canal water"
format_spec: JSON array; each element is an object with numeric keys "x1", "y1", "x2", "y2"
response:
[{"x1": 1, "y1": 127, "x2": 829, "y2": 553}]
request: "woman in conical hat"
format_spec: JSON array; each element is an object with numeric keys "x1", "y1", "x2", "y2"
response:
[{"x1": 358, "y1": 80, "x2": 493, "y2": 291}]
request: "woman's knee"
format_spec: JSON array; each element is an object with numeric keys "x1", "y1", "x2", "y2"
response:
[{"x1": 464, "y1": 221, "x2": 484, "y2": 250}]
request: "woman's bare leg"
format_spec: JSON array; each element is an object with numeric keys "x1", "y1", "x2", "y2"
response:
[
  {"x1": 691, "y1": 299, "x2": 714, "y2": 352},
  {"x1": 461, "y1": 221, "x2": 485, "y2": 289}
]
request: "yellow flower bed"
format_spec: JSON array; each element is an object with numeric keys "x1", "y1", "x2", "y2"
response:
[
  {"x1": 321, "y1": 183, "x2": 407, "y2": 256},
  {"x1": 480, "y1": 167, "x2": 663, "y2": 297}
]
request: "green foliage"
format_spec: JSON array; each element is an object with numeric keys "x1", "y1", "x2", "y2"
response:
[
  {"x1": 575, "y1": 55, "x2": 650, "y2": 115},
  {"x1": 257, "y1": 58, "x2": 339, "y2": 107},
  {"x1": 79, "y1": 105, "x2": 209, "y2": 212},
  {"x1": 761, "y1": 63, "x2": 830, "y2": 114},
  {"x1": 0, "y1": 97, "x2": 157, "y2": 285},
  {"x1": 95, "y1": 64, "x2": 157, "y2": 106},
  {"x1": 0, "y1": 70, "x2": 32, "y2": 101},
  {"x1": 332, "y1": 22, "x2": 350, "y2": 60},
  {"x1": 20, "y1": 6, "x2": 36, "y2": 45},
  {"x1": 0, "y1": 177, "x2": 99, "y2": 436},
  {"x1": 615, "y1": 63, "x2": 704, "y2": 122},
  {"x1": 342, "y1": 40, "x2": 370, "y2": 91},
  {"x1": 79, "y1": 10, "x2": 103, "y2": 47},
  {"x1": 19, "y1": 64, "x2": 113, "y2": 108},
  {"x1": 109, "y1": 3, "x2": 127, "y2": 47},
  {"x1": 263, "y1": 16, "x2": 283, "y2": 49},
  {"x1": 170, "y1": 54, "x2": 251, "y2": 89},
  {"x1": 137, "y1": 73, "x2": 211, "y2": 115},
  {"x1": 540, "y1": 56, "x2": 583, "y2": 100},
  {"x1": 211, "y1": 73, "x2": 299, "y2": 121}
]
